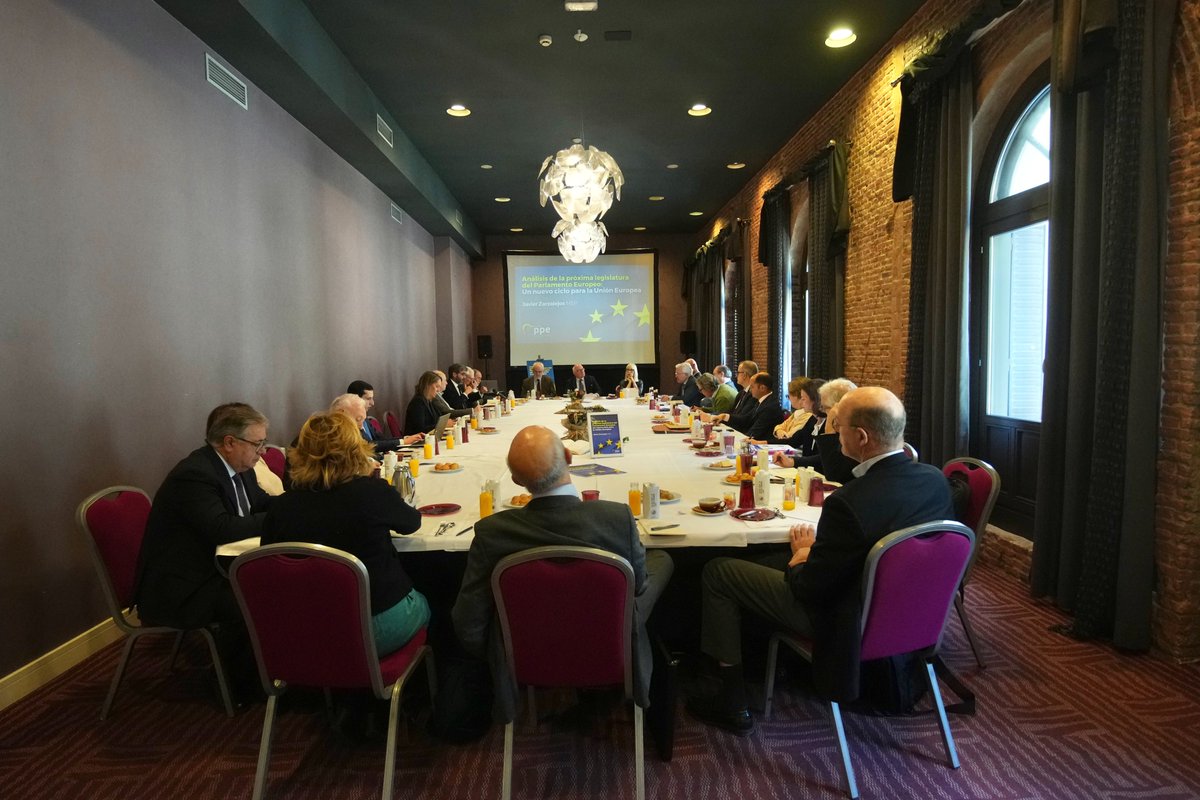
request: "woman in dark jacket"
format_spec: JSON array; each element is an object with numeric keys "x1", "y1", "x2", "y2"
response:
[
  {"x1": 768, "y1": 377, "x2": 825, "y2": 456},
  {"x1": 404, "y1": 370, "x2": 443, "y2": 436},
  {"x1": 615, "y1": 362, "x2": 644, "y2": 395},
  {"x1": 262, "y1": 411, "x2": 426, "y2": 655}
]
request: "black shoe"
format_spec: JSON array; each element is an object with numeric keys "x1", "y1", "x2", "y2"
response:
[{"x1": 686, "y1": 695, "x2": 754, "y2": 737}]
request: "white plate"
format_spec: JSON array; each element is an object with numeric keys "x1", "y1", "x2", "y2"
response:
[
  {"x1": 657, "y1": 490, "x2": 682, "y2": 504},
  {"x1": 690, "y1": 505, "x2": 729, "y2": 516},
  {"x1": 477, "y1": 427, "x2": 502, "y2": 435},
  {"x1": 430, "y1": 465, "x2": 464, "y2": 474},
  {"x1": 705, "y1": 460, "x2": 736, "y2": 471},
  {"x1": 503, "y1": 497, "x2": 532, "y2": 509}
]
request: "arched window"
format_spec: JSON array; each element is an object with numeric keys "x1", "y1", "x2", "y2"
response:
[{"x1": 970, "y1": 83, "x2": 1050, "y2": 536}]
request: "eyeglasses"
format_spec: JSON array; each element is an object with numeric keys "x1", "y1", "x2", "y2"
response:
[{"x1": 235, "y1": 436, "x2": 268, "y2": 453}]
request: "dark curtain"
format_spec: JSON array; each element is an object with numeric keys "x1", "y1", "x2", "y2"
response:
[
  {"x1": 759, "y1": 185, "x2": 790, "y2": 383},
  {"x1": 788, "y1": 180, "x2": 812, "y2": 377},
  {"x1": 684, "y1": 226, "x2": 730, "y2": 371},
  {"x1": 899, "y1": 54, "x2": 972, "y2": 465},
  {"x1": 723, "y1": 220, "x2": 749, "y2": 364},
  {"x1": 808, "y1": 141, "x2": 849, "y2": 379},
  {"x1": 1030, "y1": 0, "x2": 1173, "y2": 649}
]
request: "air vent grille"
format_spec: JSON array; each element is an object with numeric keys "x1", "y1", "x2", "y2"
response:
[
  {"x1": 377, "y1": 114, "x2": 394, "y2": 147},
  {"x1": 205, "y1": 54, "x2": 247, "y2": 109},
  {"x1": 390, "y1": 203, "x2": 404, "y2": 224}
]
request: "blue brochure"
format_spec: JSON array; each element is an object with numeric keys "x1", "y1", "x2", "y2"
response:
[{"x1": 587, "y1": 412, "x2": 623, "y2": 457}]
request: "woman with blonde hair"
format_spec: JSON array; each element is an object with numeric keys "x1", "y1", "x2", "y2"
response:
[
  {"x1": 768, "y1": 377, "x2": 825, "y2": 455},
  {"x1": 772, "y1": 377, "x2": 859, "y2": 483},
  {"x1": 616, "y1": 362, "x2": 643, "y2": 395},
  {"x1": 262, "y1": 411, "x2": 427, "y2": 655}
]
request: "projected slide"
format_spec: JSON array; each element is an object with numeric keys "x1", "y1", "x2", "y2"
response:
[{"x1": 505, "y1": 251, "x2": 658, "y2": 367}]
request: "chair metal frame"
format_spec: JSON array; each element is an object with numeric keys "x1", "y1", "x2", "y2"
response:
[
  {"x1": 230, "y1": 542, "x2": 435, "y2": 800},
  {"x1": 491, "y1": 545, "x2": 643, "y2": 800},
  {"x1": 943, "y1": 457, "x2": 1001, "y2": 667},
  {"x1": 902, "y1": 441, "x2": 919, "y2": 462},
  {"x1": 762, "y1": 520, "x2": 975, "y2": 799},
  {"x1": 77, "y1": 485, "x2": 235, "y2": 719}
]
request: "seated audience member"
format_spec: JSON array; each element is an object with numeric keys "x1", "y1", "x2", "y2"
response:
[
  {"x1": 333, "y1": 393, "x2": 420, "y2": 450},
  {"x1": 520, "y1": 361, "x2": 556, "y2": 398},
  {"x1": 135, "y1": 403, "x2": 274, "y2": 629},
  {"x1": 723, "y1": 360, "x2": 758, "y2": 417},
  {"x1": 773, "y1": 377, "x2": 858, "y2": 482},
  {"x1": 713, "y1": 364, "x2": 736, "y2": 389},
  {"x1": 346, "y1": 380, "x2": 384, "y2": 440},
  {"x1": 443, "y1": 363, "x2": 478, "y2": 410},
  {"x1": 262, "y1": 412, "x2": 427, "y2": 656},
  {"x1": 452, "y1": 425, "x2": 674, "y2": 721},
  {"x1": 405, "y1": 371, "x2": 444, "y2": 435},
  {"x1": 674, "y1": 362, "x2": 703, "y2": 408},
  {"x1": 567, "y1": 363, "x2": 601, "y2": 395},
  {"x1": 697, "y1": 372, "x2": 737, "y2": 414},
  {"x1": 711, "y1": 372, "x2": 782, "y2": 440},
  {"x1": 768, "y1": 378, "x2": 826, "y2": 456},
  {"x1": 688, "y1": 387, "x2": 956, "y2": 736},
  {"x1": 615, "y1": 362, "x2": 643, "y2": 395},
  {"x1": 432, "y1": 370, "x2": 471, "y2": 418}
]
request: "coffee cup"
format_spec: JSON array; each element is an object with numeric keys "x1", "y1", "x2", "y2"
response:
[{"x1": 698, "y1": 496, "x2": 724, "y2": 513}]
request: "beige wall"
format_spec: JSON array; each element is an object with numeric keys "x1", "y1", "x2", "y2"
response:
[{"x1": 0, "y1": 0, "x2": 461, "y2": 673}]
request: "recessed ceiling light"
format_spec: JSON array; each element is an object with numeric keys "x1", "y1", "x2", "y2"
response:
[
  {"x1": 495, "y1": 197, "x2": 511, "y2": 203},
  {"x1": 480, "y1": 164, "x2": 493, "y2": 170},
  {"x1": 564, "y1": 0, "x2": 598, "y2": 10},
  {"x1": 510, "y1": 227, "x2": 524, "y2": 232},
  {"x1": 726, "y1": 162, "x2": 746, "y2": 170},
  {"x1": 666, "y1": 163, "x2": 679, "y2": 169},
  {"x1": 446, "y1": 104, "x2": 471, "y2": 117},
  {"x1": 825, "y1": 28, "x2": 857, "y2": 48},
  {"x1": 633, "y1": 226, "x2": 647, "y2": 231},
  {"x1": 648, "y1": 196, "x2": 665, "y2": 201},
  {"x1": 688, "y1": 103, "x2": 712, "y2": 117},
  {"x1": 572, "y1": 137, "x2": 582, "y2": 144},
  {"x1": 689, "y1": 211, "x2": 704, "y2": 216}
]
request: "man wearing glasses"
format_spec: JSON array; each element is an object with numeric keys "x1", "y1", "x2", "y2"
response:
[{"x1": 135, "y1": 402, "x2": 275, "y2": 633}]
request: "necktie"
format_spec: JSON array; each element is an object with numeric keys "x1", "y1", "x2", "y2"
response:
[
  {"x1": 233, "y1": 473, "x2": 250, "y2": 517},
  {"x1": 363, "y1": 421, "x2": 374, "y2": 441},
  {"x1": 578, "y1": 378, "x2": 584, "y2": 391}
]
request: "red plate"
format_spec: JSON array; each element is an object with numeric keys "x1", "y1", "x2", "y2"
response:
[
  {"x1": 695, "y1": 450, "x2": 724, "y2": 457},
  {"x1": 729, "y1": 508, "x2": 777, "y2": 522},
  {"x1": 418, "y1": 503, "x2": 461, "y2": 516}
]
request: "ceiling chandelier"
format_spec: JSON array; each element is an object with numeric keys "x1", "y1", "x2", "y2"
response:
[{"x1": 538, "y1": 142, "x2": 623, "y2": 263}]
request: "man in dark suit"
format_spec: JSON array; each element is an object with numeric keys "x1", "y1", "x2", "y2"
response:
[
  {"x1": 674, "y1": 362, "x2": 704, "y2": 408},
  {"x1": 688, "y1": 387, "x2": 956, "y2": 736},
  {"x1": 346, "y1": 379, "x2": 381, "y2": 440},
  {"x1": 519, "y1": 361, "x2": 556, "y2": 398},
  {"x1": 567, "y1": 363, "x2": 601, "y2": 395},
  {"x1": 135, "y1": 403, "x2": 274, "y2": 629},
  {"x1": 452, "y1": 425, "x2": 674, "y2": 722},
  {"x1": 742, "y1": 372, "x2": 785, "y2": 441},
  {"x1": 707, "y1": 360, "x2": 757, "y2": 426},
  {"x1": 443, "y1": 363, "x2": 479, "y2": 409}
]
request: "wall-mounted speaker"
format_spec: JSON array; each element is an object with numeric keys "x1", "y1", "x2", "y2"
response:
[
  {"x1": 680, "y1": 330, "x2": 697, "y2": 355},
  {"x1": 477, "y1": 334, "x2": 494, "y2": 359}
]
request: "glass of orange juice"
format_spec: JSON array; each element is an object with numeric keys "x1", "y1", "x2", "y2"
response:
[{"x1": 628, "y1": 482, "x2": 642, "y2": 517}]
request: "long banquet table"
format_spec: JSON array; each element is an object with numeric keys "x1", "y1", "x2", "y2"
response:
[{"x1": 396, "y1": 394, "x2": 821, "y2": 552}]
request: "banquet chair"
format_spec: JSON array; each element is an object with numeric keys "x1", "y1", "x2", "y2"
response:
[
  {"x1": 942, "y1": 457, "x2": 1001, "y2": 667},
  {"x1": 230, "y1": 543, "x2": 435, "y2": 800},
  {"x1": 492, "y1": 546, "x2": 644, "y2": 800},
  {"x1": 762, "y1": 520, "x2": 975, "y2": 799},
  {"x1": 76, "y1": 486, "x2": 235, "y2": 719},
  {"x1": 260, "y1": 445, "x2": 286, "y2": 479},
  {"x1": 902, "y1": 441, "x2": 919, "y2": 462},
  {"x1": 384, "y1": 410, "x2": 403, "y2": 438}
]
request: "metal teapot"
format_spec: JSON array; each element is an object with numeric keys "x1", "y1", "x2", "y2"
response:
[{"x1": 392, "y1": 460, "x2": 418, "y2": 506}]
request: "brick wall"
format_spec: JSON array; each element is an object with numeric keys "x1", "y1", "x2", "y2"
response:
[
  {"x1": 1155, "y1": 0, "x2": 1200, "y2": 661},
  {"x1": 708, "y1": 0, "x2": 1200, "y2": 660}
]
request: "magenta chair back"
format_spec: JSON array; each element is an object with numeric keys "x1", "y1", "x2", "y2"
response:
[
  {"x1": 492, "y1": 546, "x2": 642, "y2": 800},
  {"x1": 260, "y1": 445, "x2": 286, "y2": 480},
  {"x1": 385, "y1": 410, "x2": 402, "y2": 438},
  {"x1": 942, "y1": 456, "x2": 1000, "y2": 667},
  {"x1": 77, "y1": 486, "x2": 234, "y2": 718},
  {"x1": 231, "y1": 543, "x2": 434, "y2": 800}
]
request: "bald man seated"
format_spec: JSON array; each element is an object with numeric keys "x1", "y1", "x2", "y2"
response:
[
  {"x1": 452, "y1": 425, "x2": 674, "y2": 722},
  {"x1": 687, "y1": 387, "x2": 956, "y2": 736}
]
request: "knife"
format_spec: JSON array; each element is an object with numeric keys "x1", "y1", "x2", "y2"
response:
[
  {"x1": 455, "y1": 525, "x2": 474, "y2": 537},
  {"x1": 650, "y1": 524, "x2": 679, "y2": 531}
]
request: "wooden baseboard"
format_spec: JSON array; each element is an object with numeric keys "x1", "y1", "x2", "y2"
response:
[{"x1": 0, "y1": 619, "x2": 122, "y2": 712}]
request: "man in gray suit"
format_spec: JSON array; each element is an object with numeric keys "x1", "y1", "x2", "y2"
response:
[{"x1": 452, "y1": 425, "x2": 674, "y2": 722}]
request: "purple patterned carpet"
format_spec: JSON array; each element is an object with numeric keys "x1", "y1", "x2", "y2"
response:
[{"x1": 2, "y1": 564, "x2": 1198, "y2": 799}]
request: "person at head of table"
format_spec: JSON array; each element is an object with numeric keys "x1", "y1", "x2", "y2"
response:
[
  {"x1": 135, "y1": 402, "x2": 274, "y2": 631},
  {"x1": 405, "y1": 371, "x2": 444, "y2": 436},
  {"x1": 520, "y1": 361, "x2": 556, "y2": 398},
  {"x1": 771, "y1": 377, "x2": 858, "y2": 483},
  {"x1": 697, "y1": 372, "x2": 737, "y2": 414},
  {"x1": 568, "y1": 363, "x2": 601, "y2": 395},
  {"x1": 687, "y1": 387, "x2": 957, "y2": 737},
  {"x1": 261, "y1": 412, "x2": 427, "y2": 657},
  {"x1": 763, "y1": 377, "x2": 826, "y2": 456},
  {"x1": 615, "y1": 362, "x2": 643, "y2": 395},
  {"x1": 674, "y1": 361, "x2": 703, "y2": 408},
  {"x1": 451, "y1": 425, "x2": 675, "y2": 723}
]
